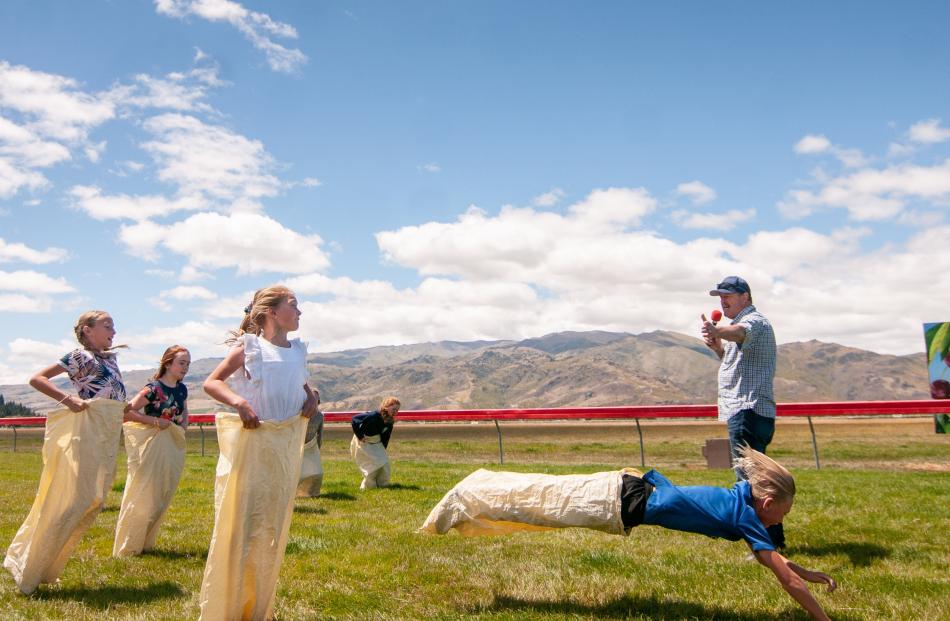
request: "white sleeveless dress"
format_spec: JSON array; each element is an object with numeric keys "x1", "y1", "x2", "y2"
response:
[{"x1": 229, "y1": 334, "x2": 308, "y2": 421}]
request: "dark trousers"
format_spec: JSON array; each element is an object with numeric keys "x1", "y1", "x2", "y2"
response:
[{"x1": 727, "y1": 409, "x2": 785, "y2": 549}]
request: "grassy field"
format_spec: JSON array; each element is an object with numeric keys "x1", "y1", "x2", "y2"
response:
[{"x1": 0, "y1": 418, "x2": 948, "y2": 620}]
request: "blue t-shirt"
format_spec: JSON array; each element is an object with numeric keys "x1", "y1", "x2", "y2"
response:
[{"x1": 642, "y1": 470, "x2": 775, "y2": 551}]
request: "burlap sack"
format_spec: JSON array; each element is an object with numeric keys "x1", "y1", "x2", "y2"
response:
[
  {"x1": 349, "y1": 434, "x2": 389, "y2": 488},
  {"x1": 296, "y1": 413, "x2": 323, "y2": 498},
  {"x1": 420, "y1": 468, "x2": 639, "y2": 537},
  {"x1": 3, "y1": 399, "x2": 125, "y2": 594},
  {"x1": 198, "y1": 412, "x2": 307, "y2": 621},
  {"x1": 112, "y1": 421, "x2": 186, "y2": 556}
]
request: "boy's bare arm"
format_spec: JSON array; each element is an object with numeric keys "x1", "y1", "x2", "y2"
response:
[{"x1": 756, "y1": 550, "x2": 834, "y2": 621}]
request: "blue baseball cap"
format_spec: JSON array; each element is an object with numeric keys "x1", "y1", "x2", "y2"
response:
[{"x1": 709, "y1": 276, "x2": 751, "y2": 296}]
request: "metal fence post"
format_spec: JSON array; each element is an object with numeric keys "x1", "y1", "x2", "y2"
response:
[
  {"x1": 200, "y1": 423, "x2": 206, "y2": 457},
  {"x1": 12, "y1": 426, "x2": 16, "y2": 452},
  {"x1": 807, "y1": 416, "x2": 821, "y2": 469},
  {"x1": 635, "y1": 418, "x2": 645, "y2": 468},
  {"x1": 494, "y1": 419, "x2": 504, "y2": 464}
]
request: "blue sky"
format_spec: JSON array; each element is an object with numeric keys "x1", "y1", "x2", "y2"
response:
[{"x1": 2, "y1": 0, "x2": 949, "y2": 384}]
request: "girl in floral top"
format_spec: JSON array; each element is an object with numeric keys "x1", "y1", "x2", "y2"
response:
[
  {"x1": 124, "y1": 346, "x2": 190, "y2": 429},
  {"x1": 29, "y1": 310, "x2": 126, "y2": 411}
]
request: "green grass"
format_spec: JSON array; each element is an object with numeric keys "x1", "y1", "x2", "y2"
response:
[{"x1": 0, "y1": 420, "x2": 948, "y2": 620}]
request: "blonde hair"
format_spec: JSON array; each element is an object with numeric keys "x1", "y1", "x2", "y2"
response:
[
  {"x1": 154, "y1": 345, "x2": 190, "y2": 380},
  {"x1": 226, "y1": 285, "x2": 295, "y2": 346},
  {"x1": 734, "y1": 445, "x2": 796, "y2": 504},
  {"x1": 73, "y1": 310, "x2": 127, "y2": 352},
  {"x1": 379, "y1": 396, "x2": 401, "y2": 418}
]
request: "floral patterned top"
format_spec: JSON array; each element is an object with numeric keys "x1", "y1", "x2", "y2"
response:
[
  {"x1": 138, "y1": 380, "x2": 188, "y2": 426},
  {"x1": 58, "y1": 348, "x2": 126, "y2": 401}
]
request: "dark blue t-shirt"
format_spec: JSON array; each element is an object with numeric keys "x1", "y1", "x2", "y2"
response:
[
  {"x1": 642, "y1": 470, "x2": 775, "y2": 551},
  {"x1": 138, "y1": 380, "x2": 188, "y2": 426},
  {"x1": 351, "y1": 410, "x2": 394, "y2": 447}
]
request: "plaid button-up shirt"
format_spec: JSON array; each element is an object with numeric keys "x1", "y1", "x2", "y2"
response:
[{"x1": 717, "y1": 305, "x2": 776, "y2": 421}]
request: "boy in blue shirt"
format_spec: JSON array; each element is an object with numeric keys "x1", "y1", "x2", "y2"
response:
[{"x1": 422, "y1": 446, "x2": 837, "y2": 621}]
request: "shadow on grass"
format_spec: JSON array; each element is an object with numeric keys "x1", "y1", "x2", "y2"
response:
[
  {"x1": 293, "y1": 505, "x2": 328, "y2": 515},
  {"x1": 789, "y1": 541, "x2": 890, "y2": 567},
  {"x1": 318, "y1": 491, "x2": 357, "y2": 501},
  {"x1": 100, "y1": 505, "x2": 118, "y2": 513},
  {"x1": 384, "y1": 483, "x2": 421, "y2": 491},
  {"x1": 140, "y1": 547, "x2": 208, "y2": 560},
  {"x1": 479, "y1": 594, "x2": 854, "y2": 621},
  {"x1": 33, "y1": 580, "x2": 186, "y2": 608}
]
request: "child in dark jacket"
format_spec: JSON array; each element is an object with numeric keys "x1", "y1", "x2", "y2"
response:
[{"x1": 350, "y1": 396, "x2": 400, "y2": 489}]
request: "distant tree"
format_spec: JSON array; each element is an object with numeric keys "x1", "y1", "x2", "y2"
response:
[{"x1": 0, "y1": 393, "x2": 37, "y2": 418}]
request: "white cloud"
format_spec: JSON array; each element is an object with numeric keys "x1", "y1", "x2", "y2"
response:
[
  {"x1": 155, "y1": 0, "x2": 308, "y2": 73},
  {"x1": 106, "y1": 63, "x2": 226, "y2": 114},
  {"x1": 0, "y1": 293, "x2": 54, "y2": 313},
  {"x1": 108, "y1": 160, "x2": 146, "y2": 177},
  {"x1": 674, "y1": 180, "x2": 717, "y2": 205},
  {"x1": 0, "y1": 238, "x2": 68, "y2": 264},
  {"x1": 180, "y1": 265, "x2": 211, "y2": 282},
  {"x1": 778, "y1": 158, "x2": 950, "y2": 221},
  {"x1": 292, "y1": 220, "x2": 933, "y2": 355},
  {"x1": 84, "y1": 140, "x2": 107, "y2": 163},
  {"x1": 0, "y1": 269, "x2": 75, "y2": 294},
  {"x1": 141, "y1": 113, "x2": 282, "y2": 210},
  {"x1": 119, "y1": 212, "x2": 330, "y2": 274},
  {"x1": 418, "y1": 162, "x2": 441, "y2": 173},
  {"x1": 0, "y1": 117, "x2": 71, "y2": 168},
  {"x1": 376, "y1": 188, "x2": 657, "y2": 283},
  {"x1": 0, "y1": 61, "x2": 114, "y2": 199},
  {"x1": 908, "y1": 118, "x2": 950, "y2": 144},
  {"x1": 0, "y1": 60, "x2": 114, "y2": 143},
  {"x1": 0, "y1": 157, "x2": 48, "y2": 199},
  {"x1": 793, "y1": 133, "x2": 867, "y2": 168},
  {"x1": 145, "y1": 268, "x2": 177, "y2": 280},
  {"x1": 567, "y1": 187, "x2": 656, "y2": 227},
  {"x1": 887, "y1": 141, "x2": 915, "y2": 158},
  {"x1": 531, "y1": 187, "x2": 565, "y2": 207},
  {"x1": 794, "y1": 134, "x2": 831, "y2": 154},
  {"x1": 163, "y1": 285, "x2": 217, "y2": 300},
  {"x1": 127, "y1": 319, "x2": 227, "y2": 354},
  {"x1": 0, "y1": 337, "x2": 75, "y2": 383},
  {"x1": 362, "y1": 192, "x2": 949, "y2": 355},
  {"x1": 69, "y1": 185, "x2": 207, "y2": 221},
  {"x1": 280, "y1": 277, "x2": 544, "y2": 353},
  {"x1": 672, "y1": 208, "x2": 754, "y2": 231}
]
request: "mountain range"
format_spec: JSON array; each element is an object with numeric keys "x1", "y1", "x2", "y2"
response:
[{"x1": 0, "y1": 330, "x2": 930, "y2": 414}]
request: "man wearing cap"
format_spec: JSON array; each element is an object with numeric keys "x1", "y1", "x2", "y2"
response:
[{"x1": 701, "y1": 276, "x2": 784, "y2": 550}]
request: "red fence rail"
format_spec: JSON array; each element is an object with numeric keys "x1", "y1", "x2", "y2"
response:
[
  {"x1": 2, "y1": 399, "x2": 946, "y2": 466},
  {"x1": 2, "y1": 399, "x2": 946, "y2": 428}
]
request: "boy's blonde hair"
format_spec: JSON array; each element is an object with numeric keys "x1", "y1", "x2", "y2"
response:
[
  {"x1": 734, "y1": 445, "x2": 796, "y2": 504},
  {"x1": 379, "y1": 396, "x2": 401, "y2": 416},
  {"x1": 73, "y1": 310, "x2": 127, "y2": 352},
  {"x1": 227, "y1": 285, "x2": 294, "y2": 345}
]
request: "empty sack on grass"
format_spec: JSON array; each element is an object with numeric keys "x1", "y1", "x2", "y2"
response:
[
  {"x1": 420, "y1": 468, "x2": 635, "y2": 537},
  {"x1": 198, "y1": 412, "x2": 307, "y2": 621},
  {"x1": 3, "y1": 399, "x2": 125, "y2": 594},
  {"x1": 112, "y1": 421, "x2": 186, "y2": 557}
]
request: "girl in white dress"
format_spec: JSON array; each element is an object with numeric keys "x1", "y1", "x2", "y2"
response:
[{"x1": 198, "y1": 286, "x2": 319, "y2": 621}]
